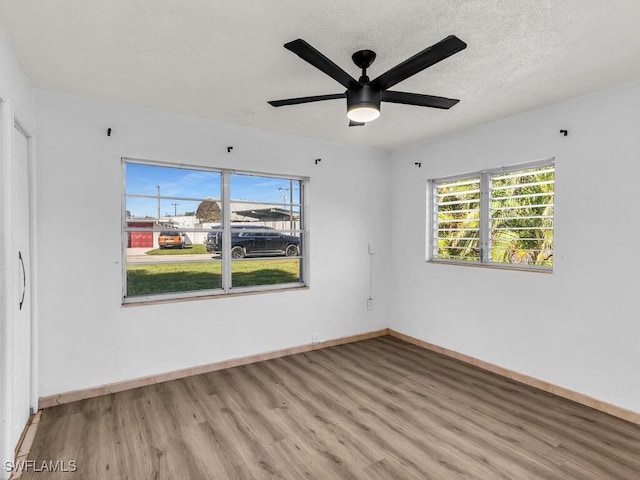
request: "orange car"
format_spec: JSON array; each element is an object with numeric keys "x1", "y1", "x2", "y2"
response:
[{"x1": 158, "y1": 231, "x2": 184, "y2": 249}]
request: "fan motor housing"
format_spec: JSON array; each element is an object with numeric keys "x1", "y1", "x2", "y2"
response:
[{"x1": 347, "y1": 85, "x2": 381, "y2": 113}]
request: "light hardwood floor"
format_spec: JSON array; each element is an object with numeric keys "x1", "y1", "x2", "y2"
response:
[{"x1": 21, "y1": 336, "x2": 640, "y2": 479}]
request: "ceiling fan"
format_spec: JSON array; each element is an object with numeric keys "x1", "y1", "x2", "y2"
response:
[{"x1": 268, "y1": 35, "x2": 467, "y2": 126}]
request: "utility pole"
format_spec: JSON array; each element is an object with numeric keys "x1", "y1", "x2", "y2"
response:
[
  {"x1": 171, "y1": 203, "x2": 179, "y2": 216},
  {"x1": 279, "y1": 186, "x2": 293, "y2": 231},
  {"x1": 279, "y1": 187, "x2": 288, "y2": 206},
  {"x1": 156, "y1": 185, "x2": 161, "y2": 219},
  {"x1": 289, "y1": 179, "x2": 294, "y2": 231}
]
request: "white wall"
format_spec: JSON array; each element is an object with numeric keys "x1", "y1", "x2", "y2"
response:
[
  {"x1": 34, "y1": 91, "x2": 391, "y2": 398},
  {"x1": 389, "y1": 79, "x2": 640, "y2": 413},
  {"x1": 20, "y1": 39, "x2": 640, "y2": 417},
  {"x1": 0, "y1": 31, "x2": 34, "y2": 131},
  {"x1": 0, "y1": 29, "x2": 35, "y2": 478}
]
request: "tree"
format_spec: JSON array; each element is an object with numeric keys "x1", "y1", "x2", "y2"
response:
[
  {"x1": 435, "y1": 177, "x2": 481, "y2": 261},
  {"x1": 489, "y1": 166, "x2": 554, "y2": 266},
  {"x1": 196, "y1": 199, "x2": 221, "y2": 222}
]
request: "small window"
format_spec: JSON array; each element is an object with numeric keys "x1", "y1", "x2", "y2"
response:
[
  {"x1": 431, "y1": 176, "x2": 481, "y2": 262},
  {"x1": 430, "y1": 160, "x2": 554, "y2": 270},
  {"x1": 123, "y1": 160, "x2": 307, "y2": 303}
]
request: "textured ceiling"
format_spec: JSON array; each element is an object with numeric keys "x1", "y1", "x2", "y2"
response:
[{"x1": 1, "y1": 0, "x2": 640, "y2": 150}]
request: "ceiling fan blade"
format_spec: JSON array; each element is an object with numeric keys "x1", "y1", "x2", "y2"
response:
[
  {"x1": 349, "y1": 120, "x2": 365, "y2": 127},
  {"x1": 284, "y1": 39, "x2": 359, "y2": 89},
  {"x1": 382, "y1": 91, "x2": 460, "y2": 109},
  {"x1": 268, "y1": 93, "x2": 346, "y2": 107},
  {"x1": 371, "y1": 35, "x2": 467, "y2": 91}
]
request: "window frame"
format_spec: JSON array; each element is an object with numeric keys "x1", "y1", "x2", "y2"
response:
[
  {"x1": 121, "y1": 157, "x2": 309, "y2": 304},
  {"x1": 428, "y1": 158, "x2": 554, "y2": 272}
]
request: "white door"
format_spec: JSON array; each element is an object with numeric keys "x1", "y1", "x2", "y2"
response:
[
  {"x1": 9, "y1": 125, "x2": 31, "y2": 459},
  {"x1": 0, "y1": 101, "x2": 5, "y2": 476}
]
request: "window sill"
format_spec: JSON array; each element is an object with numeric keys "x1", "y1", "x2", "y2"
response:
[
  {"x1": 122, "y1": 284, "x2": 308, "y2": 307},
  {"x1": 426, "y1": 259, "x2": 552, "y2": 274}
]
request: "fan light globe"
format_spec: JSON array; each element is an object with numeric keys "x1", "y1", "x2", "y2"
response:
[{"x1": 347, "y1": 106, "x2": 380, "y2": 123}]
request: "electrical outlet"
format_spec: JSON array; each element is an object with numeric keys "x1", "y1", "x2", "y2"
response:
[
  {"x1": 312, "y1": 333, "x2": 319, "y2": 343},
  {"x1": 367, "y1": 299, "x2": 374, "y2": 311}
]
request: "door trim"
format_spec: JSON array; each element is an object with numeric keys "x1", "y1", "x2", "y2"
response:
[
  {"x1": 0, "y1": 97, "x2": 37, "y2": 478},
  {"x1": 12, "y1": 119, "x2": 37, "y2": 416}
]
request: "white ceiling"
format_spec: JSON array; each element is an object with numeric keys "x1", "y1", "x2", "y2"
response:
[{"x1": 1, "y1": 0, "x2": 640, "y2": 151}]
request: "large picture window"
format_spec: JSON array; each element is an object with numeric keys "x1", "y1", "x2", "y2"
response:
[
  {"x1": 123, "y1": 159, "x2": 307, "y2": 303},
  {"x1": 430, "y1": 160, "x2": 554, "y2": 270}
]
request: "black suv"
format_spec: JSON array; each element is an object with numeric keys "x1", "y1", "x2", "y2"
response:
[{"x1": 206, "y1": 225, "x2": 300, "y2": 259}]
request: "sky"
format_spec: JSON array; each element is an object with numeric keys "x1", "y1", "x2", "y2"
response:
[{"x1": 125, "y1": 162, "x2": 301, "y2": 218}]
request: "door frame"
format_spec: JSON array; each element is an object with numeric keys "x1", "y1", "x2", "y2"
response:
[
  {"x1": 13, "y1": 117, "x2": 37, "y2": 416},
  {"x1": 0, "y1": 95, "x2": 6, "y2": 480},
  {"x1": 0, "y1": 95, "x2": 37, "y2": 478}
]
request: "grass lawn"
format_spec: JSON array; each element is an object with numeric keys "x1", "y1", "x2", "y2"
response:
[
  {"x1": 145, "y1": 244, "x2": 208, "y2": 255},
  {"x1": 127, "y1": 258, "x2": 300, "y2": 296}
]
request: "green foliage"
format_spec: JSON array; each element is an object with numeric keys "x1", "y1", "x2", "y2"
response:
[
  {"x1": 490, "y1": 167, "x2": 554, "y2": 266},
  {"x1": 435, "y1": 177, "x2": 481, "y2": 261}
]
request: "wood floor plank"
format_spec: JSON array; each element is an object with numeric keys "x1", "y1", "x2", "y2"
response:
[
  {"x1": 368, "y1": 338, "x2": 640, "y2": 477},
  {"x1": 21, "y1": 336, "x2": 640, "y2": 479},
  {"x1": 306, "y1": 346, "x2": 560, "y2": 480}
]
